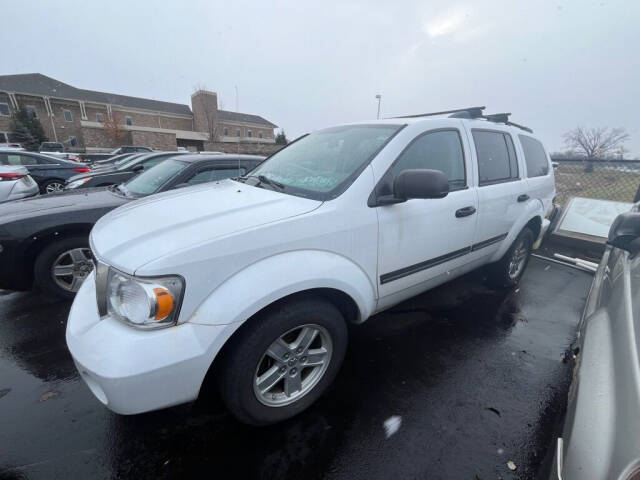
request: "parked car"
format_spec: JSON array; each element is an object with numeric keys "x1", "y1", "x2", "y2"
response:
[
  {"x1": 0, "y1": 154, "x2": 263, "y2": 298},
  {"x1": 0, "y1": 143, "x2": 24, "y2": 149},
  {"x1": 65, "y1": 151, "x2": 188, "y2": 189},
  {"x1": 39, "y1": 142, "x2": 65, "y2": 153},
  {"x1": 66, "y1": 109, "x2": 556, "y2": 425},
  {"x1": 110, "y1": 146, "x2": 152, "y2": 155},
  {"x1": 90, "y1": 152, "x2": 136, "y2": 168},
  {"x1": 0, "y1": 165, "x2": 39, "y2": 202},
  {"x1": 0, "y1": 150, "x2": 89, "y2": 193},
  {"x1": 552, "y1": 208, "x2": 640, "y2": 480}
]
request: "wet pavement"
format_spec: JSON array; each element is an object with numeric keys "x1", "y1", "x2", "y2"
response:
[{"x1": 0, "y1": 257, "x2": 592, "y2": 479}]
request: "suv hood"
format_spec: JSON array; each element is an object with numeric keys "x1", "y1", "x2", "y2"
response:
[{"x1": 91, "y1": 180, "x2": 322, "y2": 273}]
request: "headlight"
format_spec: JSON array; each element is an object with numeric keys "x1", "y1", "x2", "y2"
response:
[
  {"x1": 67, "y1": 177, "x2": 92, "y2": 189},
  {"x1": 106, "y1": 269, "x2": 184, "y2": 329}
]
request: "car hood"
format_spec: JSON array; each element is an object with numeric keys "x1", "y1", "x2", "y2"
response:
[
  {"x1": 91, "y1": 179, "x2": 322, "y2": 273},
  {"x1": 0, "y1": 187, "x2": 127, "y2": 222}
]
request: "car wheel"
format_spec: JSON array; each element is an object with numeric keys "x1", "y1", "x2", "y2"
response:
[
  {"x1": 34, "y1": 236, "x2": 93, "y2": 299},
  {"x1": 487, "y1": 227, "x2": 534, "y2": 288},
  {"x1": 216, "y1": 297, "x2": 348, "y2": 425},
  {"x1": 41, "y1": 179, "x2": 65, "y2": 194}
]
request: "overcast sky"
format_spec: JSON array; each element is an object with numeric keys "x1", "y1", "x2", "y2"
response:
[{"x1": 3, "y1": 0, "x2": 639, "y2": 155}]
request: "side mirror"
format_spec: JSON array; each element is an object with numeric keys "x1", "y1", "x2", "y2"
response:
[
  {"x1": 132, "y1": 164, "x2": 144, "y2": 173},
  {"x1": 393, "y1": 169, "x2": 449, "y2": 200},
  {"x1": 608, "y1": 211, "x2": 640, "y2": 255}
]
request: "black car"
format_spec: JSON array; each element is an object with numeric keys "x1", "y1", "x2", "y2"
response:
[
  {"x1": 66, "y1": 151, "x2": 188, "y2": 189},
  {"x1": 0, "y1": 154, "x2": 264, "y2": 298},
  {"x1": 110, "y1": 145, "x2": 152, "y2": 155},
  {"x1": 90, "y1": 152, "x2": 136, "y2": 168},
  {"x1": 0, "y1": 150, "x2": 90, "y2": 193}
]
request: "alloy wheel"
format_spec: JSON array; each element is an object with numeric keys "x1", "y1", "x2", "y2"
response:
[
  {"x1": 45, "y1": 182, "x2": 64, "y2": 193},
  {"x1": 51, "y1": 248, "x2": 94, "y2": 292},
  {"x1": 254, "y1": 324, "x2": 333, "y2": 407},
  {"x1": 508, "y1": 239, "x2": 528, "y2": 280}
]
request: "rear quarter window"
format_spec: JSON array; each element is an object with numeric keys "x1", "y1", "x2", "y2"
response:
[{"x1": 519, "y1": 135, "x2": 549, "y2": 177}]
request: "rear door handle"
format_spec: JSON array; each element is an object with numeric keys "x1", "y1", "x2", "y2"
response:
[
  {"x1": 455, "y1": 206, "x2": 476, "y2": 218},
  {"x1": 517, "y1": 194, "x2": 530, "y2": 202}
]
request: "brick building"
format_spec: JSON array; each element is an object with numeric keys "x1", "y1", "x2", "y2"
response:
[{"x1": 0, "y1": 73, "x2": 278, "y2": 152}]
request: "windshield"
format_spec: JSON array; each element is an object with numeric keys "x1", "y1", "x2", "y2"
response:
[
  {"x1": 121, "y1": 158, "x2": 188, "y2": 196},
  {"x1": 247, "y1": 124, "x2": 402, "y2": 200}
]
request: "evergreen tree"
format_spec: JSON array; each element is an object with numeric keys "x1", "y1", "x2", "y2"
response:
[
  {"x1": 10, "y1": 108, "x2": 48, "y2": 149},
  {"x1": 8, "y1": 119, "x2": 39, "y2": 151},
  {"x1": 275, "y1": 129, "x2": 288, "y2": 145}
]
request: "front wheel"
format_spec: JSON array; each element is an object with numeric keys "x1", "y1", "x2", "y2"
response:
[
  {"x1": 34, "y1": 236, "x2": 93, "y2": 299},
  {"x1": 41, "y1": 179, "x2": 65, "y2": 194},
  {"x1": 487, "y1": 227, "x2": 534, "y2": 288},
  {"x1": 216, "y1": 297, "x2": 348, "y2": 425}
]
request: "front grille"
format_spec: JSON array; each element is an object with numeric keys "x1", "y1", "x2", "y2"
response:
[{"x1": 94, "y1": 260, "x2": 109, "y2": 317}]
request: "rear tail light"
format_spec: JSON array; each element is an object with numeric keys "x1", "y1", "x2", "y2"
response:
[
  {"x1": 0, "y1": 173, "x2": 24, "y2": 181},
  {"x1": 73, "y1": 168, "x2": 90, "y2": 173}
]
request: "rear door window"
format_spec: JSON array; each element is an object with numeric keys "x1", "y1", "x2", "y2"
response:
[
  {"x1": 472, "y1": 130, "x2": 519, "y2": 185},
  {"x1": 519, "y1": 135, "x2": 549, "y2": 177}
]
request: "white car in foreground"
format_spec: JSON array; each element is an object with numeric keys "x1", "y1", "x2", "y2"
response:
[
  {"x1": 0, "y1": 165, "x2": 39, "y2": 202},
  {"x1": 66, "y1": 108, "x2": 556, "y2": 425}
]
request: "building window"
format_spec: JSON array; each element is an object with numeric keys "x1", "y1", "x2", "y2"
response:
[
  {"x1": 63, "y1": 109, "x2": 73, "y2": 122},
  {"x1": 223, "y1": 127, "x2": 228, "y2": 136},
  {"x1": 258, "y1": 132, "x2": 263, "y2": 139},
  {"x1": 0, "y1": 102, "x2": 9, "y2": 116},
  {"x1": 236, "y1": 129, "x2": 241, "y2": 137},
  {"x1": 26, "y1": 105, "x2": 38, "y2": 119},
  {"x1": 125, "y1": 116, "x2": 132, "y2": 126},
  {"x1": 69, "y1": 136, "x2": 78, "y2": 147},
  {"x1": 96, "y1": 112, "x2": 104, "y2": 123},
  {"x1": 248, "y1": 130, "x2": 252, "y2": 138}
]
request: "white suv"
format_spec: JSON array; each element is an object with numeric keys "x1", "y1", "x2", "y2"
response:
[{"x1": 66, "y1": 108, "x2": 555, "y2": 425}]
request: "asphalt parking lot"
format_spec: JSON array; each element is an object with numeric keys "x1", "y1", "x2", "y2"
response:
[{"x1": 0, "y1": 257, "x2": 591, "y2": 480}]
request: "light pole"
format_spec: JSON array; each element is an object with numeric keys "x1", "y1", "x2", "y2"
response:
[{"x1": 375, "y1": 94, "x2": 382, "y2": 119}]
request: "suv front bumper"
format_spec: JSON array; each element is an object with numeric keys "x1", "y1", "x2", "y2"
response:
[{"x1": 66, "y1": 272, "x2": 229, "y2": 414}]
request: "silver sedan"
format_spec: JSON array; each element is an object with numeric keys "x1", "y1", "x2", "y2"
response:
[
  {"x1": 555, "y1": 208, "x2": 640, "y2": 479},
  {"x1": 0, "y1": 165, "x2": 39, "y2": 202}
]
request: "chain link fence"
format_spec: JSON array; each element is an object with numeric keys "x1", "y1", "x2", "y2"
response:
[{"x1": 552, "y1": 159, "x2": 640, "y2": 206}]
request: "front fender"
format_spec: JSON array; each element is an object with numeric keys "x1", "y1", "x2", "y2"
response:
[
  {"x1": 490, "y1": 199, "x2": 544, "y2": 262},
  {"x1": 186, "y1": 250, "x2": 377, "y2": 326}
]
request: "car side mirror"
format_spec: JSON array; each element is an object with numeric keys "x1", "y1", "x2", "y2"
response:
[
  {"x1": 608, "y1": 211, "x2": 640, "y2": 255},
  {"x1": 394, "y1": 168, "x2": 449, "y2": 200},
  {"x1": 132, "y1": 164, "x2": 144, "y2": 173}
]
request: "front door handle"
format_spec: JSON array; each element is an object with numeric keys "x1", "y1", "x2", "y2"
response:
[
  {"x1": 455, "y1": 206, "x2": 476, "y2": 218},
  {"x1": 517, "y1": 194, "x2": 530, "y2": 202}
]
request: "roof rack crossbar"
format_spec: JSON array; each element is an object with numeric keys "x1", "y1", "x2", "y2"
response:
[
  {"x1": 506, "y1": 121, "x2": 533, "y2": 134},
  {"x1": 392, "y1": 106, "x2": 485, "y2": 119}
]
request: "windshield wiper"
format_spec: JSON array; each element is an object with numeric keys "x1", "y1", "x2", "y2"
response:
[{"x1": 243, "y1": 175, "x2": 285, "y2": 191}]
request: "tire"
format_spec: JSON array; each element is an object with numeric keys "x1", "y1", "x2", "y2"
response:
[
  {"x1": 41, "y1": 179, "x2": 65, "y2": 194},
  {"x1": 34, "y1": 236, "x2": 93, "y2": 300},
  {"x1": 487, "y1": 227, "x2": 534, "y2": 288},
  {"x1": 216, "y1": 297, "x2": 348, "y2": 425}
]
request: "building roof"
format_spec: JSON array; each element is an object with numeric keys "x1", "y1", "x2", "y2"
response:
[
  {"x1": 0, "y1": 73, "x2": 193, "y2": 116},
  {"x1": 218, "y1": 109, "x2": 277, "y2": 128}
]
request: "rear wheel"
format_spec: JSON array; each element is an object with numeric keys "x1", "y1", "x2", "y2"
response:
[
  {"x1": 487, "y1": 227, "x2": 534, "y2": 287},
  {"x1": 34, "y1": 236, "x2": 93, "y2": 299},
  {"x1": 41, "y1": 179, "x2": 65, "y2": 194},
  {"x1": 216, "y1": 297, "x2": 348, "y2": 425}
]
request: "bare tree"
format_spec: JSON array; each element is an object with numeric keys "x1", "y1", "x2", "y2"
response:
[
  {"x1": 563, "y1": 126, "x2": 629, "y2": 159},
  {"x1": 104, "y1": 112, "x2": 127, "y2": 145}
]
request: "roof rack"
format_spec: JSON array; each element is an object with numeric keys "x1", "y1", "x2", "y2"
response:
[
  {"x1": 484, "y1": 112, "x2": 533, "y2": 133},
  {"x1": 391, "y1": 106, "x2": 534, "y2": 133},
  {"x1": 393, "y1": 106, "x2": 485, "y2": 119}
]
